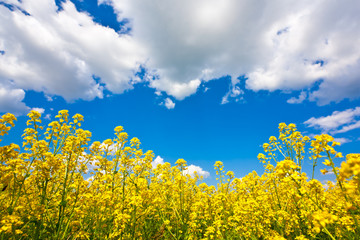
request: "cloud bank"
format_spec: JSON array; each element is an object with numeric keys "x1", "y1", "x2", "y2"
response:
[
  {"x1": 0, "y1": 0, "x2": 145, "y2": 113},
  {"x1": 103, "y1": 0, "x2": 360, "y2": 105},
  {"x1": 1, "y1": 0, "x2": 360, "y2": 113}
]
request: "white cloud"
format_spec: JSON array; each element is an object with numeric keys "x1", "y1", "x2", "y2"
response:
[
  {"x1": 323, "y1": 169, "x2": 335, "y2": 175},
  {"x1": 1, "y1": 0, "x2": 360, "y2": 106},
  {"x1": 221, "y1": 79, "x2": 244, "y2": 104},
  {"x1": 287, "y1": 91, "x2": 307, "y2": 104},
  {"x1": 183, "y1": 164, "x2": 210, "y2": 178},
  {"x1": 304, "y1": 107, "x2": 360, "y2": 133},
  {"x1": 151, "y1": 155, "x2": 164, "y2": 169},
  {"x1": 0, "y1": 0, "x2": 145, "y2": 104},
  {"x1": 45, "y1": 95, "x2": 53, "y2": 102},
  {"x1": 334, "y1": 121, "x2": 360, "y2": 134},
  {"x1": 221, "y1": 97, "x2": 228, "y2": 105},
  {"x1": 44, "y1": 113, "x2": 51, "y2": 120},
  {"x1": 150, "y1": 156, "x2": 209, "y2": 178},
  {"x1": 333, "y1": 137, "x2": 351, "y2": 144},
  {"x1": 0, "y1": 83, "x2": 29, "y2": 115},
  {"x1": 163, "y1": 98, "x2": 175, "y2": 109},
  {"x1": 150, "y1": 78, "x2": 201, "y2": 100},
  {"x1": 102, "y1": 0, "x2": 360, "y2": 104},
  {"x1": 31, "y1": 107, "x2": 45, "y2": 114},
  {"x1": 0, "y1": 82, "x2": 47, "y2": 116}
]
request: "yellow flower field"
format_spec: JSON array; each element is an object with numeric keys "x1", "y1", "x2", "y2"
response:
[{"x1": 0, "y1": 110, "x2": 359, "y2": 239}]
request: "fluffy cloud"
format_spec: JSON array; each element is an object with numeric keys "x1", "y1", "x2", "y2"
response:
[
  {"x1": 287, "y1": 91, "x2": 307, "y2": 104},
  {"x1": 183, "y1": 164, "x2": 210, "y2": 178},
  {"x1": 0, "y1": 0, "x2": 145, "y2": 107},
  {"x1": 151, "y1": 155, "x2": 165, "y2": 169},
  {"x1": 151, "y1": 156, "x2": 210, "y2": 178},
  {"x1": 304, "y1": 107, "x2": 360, "y2": 134},
  {"x1": 1, "y1": 0, "x2": 360, "y2": 109},
  {"x1": 103, "y1": 0, "x2": 360, "y2": 104},
  {"x1": 31, "y1": 107, "x2": 45, "y2": 114},
  {"x1": 0, "y1": 81, "x2": 46, "y2": 115},
  {"x1": 0, "y1": 83, "x2": 29, "y2": 115},
  {"x1": 163, "y1": 98, "x2": 175, "y2": 109}
]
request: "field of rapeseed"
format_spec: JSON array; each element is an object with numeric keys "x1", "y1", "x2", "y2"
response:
[{"x1": 0, "y1": 110, "x2": 359, "y2": 239}]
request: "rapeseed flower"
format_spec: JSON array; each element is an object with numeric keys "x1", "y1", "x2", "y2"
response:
[{"x1": 0, "y1": 113, "x2": 359, "y2": 239}]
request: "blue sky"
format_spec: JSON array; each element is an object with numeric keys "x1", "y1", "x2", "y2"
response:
[{"x1": 1, "y1": 0, "x2": 360, "y2": 185}]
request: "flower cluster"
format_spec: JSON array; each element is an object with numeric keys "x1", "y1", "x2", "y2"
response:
[{"x1": 0, "y1": 112, "x2": 359, "y2": 239}]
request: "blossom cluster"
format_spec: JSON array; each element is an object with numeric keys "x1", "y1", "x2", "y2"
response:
[{"x1": 0, "y1": 111, "x2": 359, "y2": 239}]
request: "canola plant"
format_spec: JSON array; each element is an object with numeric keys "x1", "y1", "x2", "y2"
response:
[{"x1": 0, "y1": 110, "x2": 359, "y2": 239}]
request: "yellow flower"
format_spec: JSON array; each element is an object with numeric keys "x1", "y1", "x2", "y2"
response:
[
  {"x1": 335, "y1": 152, "x2": 343, "y2": 158},
  {"x1": 1, "y1": 112, "x2": 359, "y2": 239},
  {"x1": 323, "y1": 159, "x2": 332, "y2": 166},
  {"x1": 320, "y1": 168, "x2": 329, "y2": 175}
]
